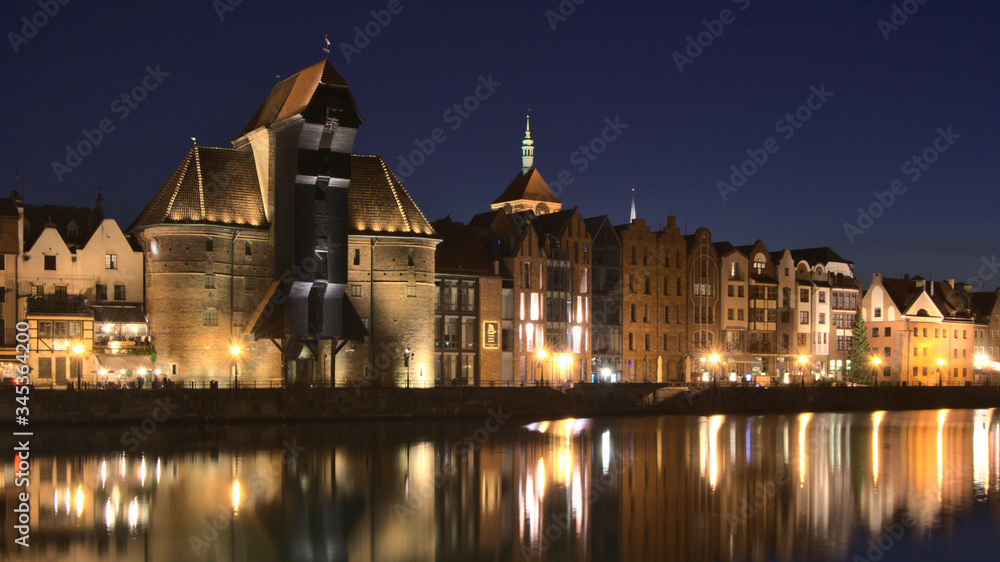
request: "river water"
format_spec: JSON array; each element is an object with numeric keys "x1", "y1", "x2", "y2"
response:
[{"x1": 2, "y1": 408, "x2": 999, "y2": 561}]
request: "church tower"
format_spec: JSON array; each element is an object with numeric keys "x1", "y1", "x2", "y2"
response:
[{"x1": 490, "y1": 114, "x2": 562, "y2": 215}]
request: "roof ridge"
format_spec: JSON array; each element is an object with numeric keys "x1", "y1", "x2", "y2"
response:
[
  {"x1": 380, "y1": 158, "x2": 411, "y2": 232},
  {"x1": 194, "y1": 147, "x2": 206, "y2": 220},
  {"x1": 163, "y1": 150, "x2": 192, "y2": 219}
]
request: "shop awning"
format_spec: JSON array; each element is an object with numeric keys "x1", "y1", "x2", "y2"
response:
[
  {"x1": 95, "y1": 354, "x2": 155, "y2": 373},
  {"x1": 93, "y1": 304, "x2": 147, "y2": 324}
]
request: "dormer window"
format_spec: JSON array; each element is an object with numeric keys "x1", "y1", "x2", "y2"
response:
[
  {"x1": 324, "y1": 107, "x2": 338, "y2": 133},
  {"x1": 753, "y1": 258, "x2": 765, "y2": 274}
]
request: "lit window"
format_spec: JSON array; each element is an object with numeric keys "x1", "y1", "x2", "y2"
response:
[
  {"x1": 105, "y1": 253, "x2": 117, "y2": 269},
  {"x1": 205, "y1": 275, "x2": 216, "y2": 289}
]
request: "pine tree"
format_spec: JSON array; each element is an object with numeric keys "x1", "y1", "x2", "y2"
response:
[{"x1": 848, "y1": 312, "x2": 873, "y2": 384}]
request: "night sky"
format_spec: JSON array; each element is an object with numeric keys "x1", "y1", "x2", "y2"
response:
[{"x1": 3, "y1": 1, "x2": 997, "y2": 290}]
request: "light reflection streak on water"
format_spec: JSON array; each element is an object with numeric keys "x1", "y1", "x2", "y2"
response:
[
  {"x1": 872, "y1": 411, "x2": 885, "y2": 488},
  {"x1": 973, "y1": 409, "x2": 989, "y2": 497},
  {"x1": 709, "y1": 415, "x2": 723, "y2": 491},
  {"x1": 799, "y1": 413, "x2": 812, "y2": 488},
  {"x1": 938, "y1": 409, "x2": 947, "y2": 502}
]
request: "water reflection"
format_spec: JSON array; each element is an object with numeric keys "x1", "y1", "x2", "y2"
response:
[{"x1": 2, "y1": 409, "x2": 1000, "y2": 561}]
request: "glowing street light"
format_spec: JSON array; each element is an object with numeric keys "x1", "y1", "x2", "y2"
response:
[
  {"x1": 872, "y1": 356, "x2": 882, "y2": 387},
  {"x1": 536, "y1": 349, "x2": 546, "y2": 385},
  {"x1": 230, "y1": 345, "x2": 241, "y2": 388},
  {"x1": 798, "y1": 355, "x2": 809, "y2": 387},
  {"x1": 73, "y1": 343, "x2": 85, "y2": 389},
  {"x1": 709, "y1": 354, "x2": 720, "y2": 386},
  {"x1": 936, "y1": 358, "x2": 945, "y2": 386}
]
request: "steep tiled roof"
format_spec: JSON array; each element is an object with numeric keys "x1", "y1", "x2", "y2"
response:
[
  {"x1": 788, "y1": 247, "x2": 852, "y2": 266},
  {"x1": 349, "y1": 155, "x2": 435, "y2": 237},
  {"x1": 532, "y1": 208, "x2": 576, "y2": 240},
  {"x1": 432, "y1": 217, "x2": 494, "y2": 275},
  {"x1": 491, "y1": 168, "x2": 561, "y2": 206},
  {"x1": 971, "y1": 292, "x2": 997, "y2": 318},
  {"x1": 129, "y1": 146, "x2": 267, "y2": 232},
  {"x1": 240, "y1": 61, "x2": 361, "y2": 136},
  {"x1": 23, "y1": 204, "x2": 100, "y2": 250}
]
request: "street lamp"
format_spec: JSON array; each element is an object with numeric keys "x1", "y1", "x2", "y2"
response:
[
  {"x1": 936, "y1": 358, "x2": 945, "y2": 387},
  {"x1": 872, "y1": 356, "x2": 881, "y2": 387},
  {"x1": 557, "y1": 353, "x2": 573, "y2": 386},
  {"x1": 72, "y1": 343, "x2": 84, "y2": 389},
  {"x1": 404, "y1": 348, "x2": 414, "y2": 387},
  {"x1": 230, "y1": 345, "x2": 241, "y2": 388},
  {"x1": 709, "y1": 354, "x2": 719, "y2": 387},
  {"x1": 536, "y1": 349, "x2": 546, "y2": 386},
  {"x1": 798, "y1": 355, "x2": 809, "y2": 387}
]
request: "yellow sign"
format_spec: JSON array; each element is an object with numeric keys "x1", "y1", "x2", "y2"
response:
[{"x1": 483, "y1": 322, "x2": 499, "y2": 348}]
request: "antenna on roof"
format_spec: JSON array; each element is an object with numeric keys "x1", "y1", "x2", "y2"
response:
[
  {"x1": 191, "y1": 137, "x2": 197, "y2": 146},
  {"x1": 323, "y1": 34, "x2": 331, "y2": 54}
]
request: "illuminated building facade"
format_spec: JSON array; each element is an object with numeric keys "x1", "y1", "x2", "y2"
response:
[
  {"x1": 584, "y1": 216, "x2": 622, "y2": 380},
  {"x1": 132, "y1": 61, "x2": 437, "y2": 386},
  {"x1": 430, "y1": 217, "x2": 502, "y2": 385},
  {"x1": 863, "y1": 274, "x2": 976, "y2": 385},
  {"x1": 617, "y1": 217, "x2": 687, "y2": 382}
]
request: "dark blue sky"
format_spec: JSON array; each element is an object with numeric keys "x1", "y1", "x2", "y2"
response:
[{"x1": 3, "y1": 0, "x2": 997, "y2": 290}]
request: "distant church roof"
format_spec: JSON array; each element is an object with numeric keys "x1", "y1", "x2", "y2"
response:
[
  {"x1": 129, "y1": 146, "x2": 267, "y2": 231},
  {"x1": 239, "y1": 60, "x2": 363, "y2": 137},
  {"x1": 349, "y1": 154, "x2": 436, "y2": 237},
  {"x1": 490, "y1": 168, "x2": 562, "y2": 207}
]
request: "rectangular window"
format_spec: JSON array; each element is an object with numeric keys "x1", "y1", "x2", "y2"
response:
[
  {"x1": 244, "y1": 277, "x2": 254, "y2": 291},
  {"x1": 407, "y1": 285, "x2": 417, "y2": 298},
  {"x1": 69, "y1": 322, "x2": 82, "y2": 338},
  {"x1": 96, "y1": 284, "x2": 107, "y2": 300},
  {"x1": 105, "y1": 253, "x2": 117, "y2": 269},
  {"x1": 644, "y1": 333, "x2": 650, "y2": 351},
  {"x1": 800, "y1": 311, "x2": 809, "y2": 324},
  {"x1": 203, "y1": 309, "x2": 219, "y2": 326},
  {"x1": 728, "y1": 285, "x2": 734, "y2": 297},
  {"x1": 629, "y1": 275, "x2": 634, "y2": 293},
  {"x1": 737, "y1": 286, "x2": 744, "y2": 298},
  {"x1": 644, "y1": 276, "x2": 650, "y2": 294},
  {"x1": 44, "y1": 255, "x2": 56, "y2": 270},
  {"x1": 353, "y1": 248, "x2": 361, "y2": 265},
  {"x1": 0, "y1": 255, "x2": 4, "y2": 270},
  {"x1": 54, "y1": 285, "x2": 68, "y2": 298},
  {"x1": 630, "y1": 304, "x2": 636, "y2": 322},
  {"x1": 677, "y1": 279, "x2": 682, "y2": 296},
  {"x1": 738, "y1": 309, "x2": 744, "y2": 321},
  {"x1": 800, "y1": 289, "x2": 809, "y2": 303},
  {"x1": 628, "y1": 332, "x2": 634, "y2": 351},
  {"x1": 664, "y1": 306, "x2": 670, "y2": 323},
  {"x1": 31, "y1": 285, "x2": 44, "y2": 299},
  {"x1": 728, "y1": 308, "x2": 734, "y2": 321},
  {"x1": 818, "y1": 291, "x2": 826, "y2": 303},
  {"x1": 114, "y1": 285, "x2": 126, "y2": 300},
  {"x1": 351, "y1": 285, "x2": 362, "y2": 297},
  {"x1": 245, "y1": 242, "x2": 252, "y2": 256},
  {"x1": 872, "y1": 327, "x2": 879, "y2": 337},
  {"x1": 884, "y1": 327, "x2": 891, "y2": 337},
  {"x1": 205, "y1": 275, "x2": 216, "y2": 289},
  {"x1": 38, "y1": 321, "x2": 51, "y2": 338},
  {"x1": 206, "y1": 239, "x2": 214, "y2": 252},
  {"x1": 630, "y1": 246, "x2": 636, "y2": 265}
]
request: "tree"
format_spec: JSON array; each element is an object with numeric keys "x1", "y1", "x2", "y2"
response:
[{"x1": 848, "y1": 312, "x2": 873, "y2": 384}]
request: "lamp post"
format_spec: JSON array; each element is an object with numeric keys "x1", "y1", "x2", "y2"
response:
[
  {"x1": 798, "y1": 355, "x2": 808, "y2": 387},
  {"x1": 230, "y1": 345, "x2": 241, "y2": 388},
  {"x1": 872, "y1": 356, "x2": 881, "y2": 387},
  {"x1": 536, "y1": 349, "x2": 546, "y2": 386},
  {"x1": 936, "y1": 358, "x2": 944, "y2": 387},
  {"x1": 404, "y1": 348, "x2": 414, "y2": 387},
  {"x1": 709, "y1": 354, "x2": 719, "y2": 387},
  {"x1": 72, "y1": 343, "x2": 84, "y2": 390}
]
